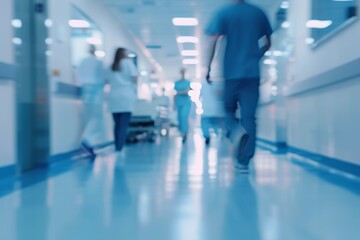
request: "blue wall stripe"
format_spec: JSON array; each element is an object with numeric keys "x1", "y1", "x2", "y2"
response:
[
  {"x1": 285, "y1": 58, "x2": 360, "y2": 96},
  {"x1": 0, "y1": 141, "x2": 114, "y2": 198},
  {"x1": 0, "y1": 165, "x2": 16, "y2": 178},
  {"x1": 257, "y1": 138, "x2": 360, "y2": 177},
  {"x1": 0, "y1": 62, "x2": 17, "y2": 80},
  {"x1": 56, "y1": 82, "x2": 82, "y2": 98}
]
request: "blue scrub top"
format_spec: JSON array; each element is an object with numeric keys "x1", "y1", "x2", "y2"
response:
[
  {"x1": 206, "y1": 3, "x2": 273, "y2": 80},
  {"x1": 174, "y1": 79, "x2": 191, "y2": 106}
]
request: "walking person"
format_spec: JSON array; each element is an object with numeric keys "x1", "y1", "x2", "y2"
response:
[
  {"x1": 205, "y1": 0, "x2": 272, "y2": 172},
  {"x1": 174, "y1": 68, "x2": 192, "y2": 143},
  {"x1": 107, "y1": 48, "x2": 138, "y2": 152},
  {"x1": 78, "y1": 44, "x2": 106, "y2": 158}
]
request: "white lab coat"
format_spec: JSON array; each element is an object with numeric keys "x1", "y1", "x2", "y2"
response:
[
  {"x1": 107, "y1": 59, "x2": 138, "y2": 113},
  {"x1": 201, "y1": 80, "x2": 226, "y2": 117},
  {"x1": 78, "y1": 55, "x2": 107, "y2": 146}
]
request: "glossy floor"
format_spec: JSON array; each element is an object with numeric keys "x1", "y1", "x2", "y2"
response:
[{"x1": 0, "y1": 134, "x2": 360, "y2": 240}]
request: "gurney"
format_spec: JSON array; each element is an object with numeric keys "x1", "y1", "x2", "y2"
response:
[{"x1": 127, "y1": 99, "x2": 157, "y2": 143}]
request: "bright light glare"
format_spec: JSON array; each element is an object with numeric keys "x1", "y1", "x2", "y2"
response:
[
  {"x1": 12, "y1": 38, "x2": 22, "y2": 45},
  {"x1": 68, "y1": 20, "x2": 90, "y2": 28},
  {"x1": 95, "y1": 50, "x2": 106, "y2": 58},
  {"x1": 190, "y1": 82, "x2": 202, "y2": 91},
  {"x1": 181, "y1": 50, "x2": 198, "y2": 56},
  {"x1": 272, "y1": 51, "x2": 282, "y2": 57},
  {"x1": 128, "y1": 53, "x2": 136, "y2": 58},
  {"x1": 45, "y1": 38, "x2": 53, "y2": 45},
  {"x1": 282, "y1": 21, "x2": 290, "y2": 28},
  {"x1": 177, "y1": 36, "x2": 199, "y2": 43},
  {"x1": 87, "y1": 37, "x2": 102, "y2": 45},
  {"x1": 305, "y1": 38, "x2": 315, "y2": 45},
  {"x1": 11, "y1": 19, "x2": 22, "y2": 28},
  {"x1": 263, "y1": 59, "x2": 277, "y2": 65},
  {"x1": 172, "y1": 18, "x2": 198, "y2": 26},
  {"x1": 306, "y1": 20, "x2": 332, "y2": 29},
  {"x1": 280, "y1": 1, "x2": 290, "y2": 9},
  {"x1": 45, "y1": 19, "x2": 53, "y2": 27}
]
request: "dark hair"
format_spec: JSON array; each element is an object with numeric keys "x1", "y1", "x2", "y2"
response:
[{"x1": 111, "y1": 48, "x2": 127, "y2": 71}]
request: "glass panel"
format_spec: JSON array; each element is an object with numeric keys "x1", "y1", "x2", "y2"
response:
[{"x1": 310, "y1": 0, "x2": 357, "y2": 46}]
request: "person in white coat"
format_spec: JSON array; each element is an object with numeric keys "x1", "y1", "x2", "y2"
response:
[
  {"x1": 78, "y1": 45, "x2": 106, "y2": 158},
  {"x1": 200, "y1": 80, "x2": 226, "y2": 145},
  {"x1": 107, "y1": 47, "x2": 138, "y2": 152}
]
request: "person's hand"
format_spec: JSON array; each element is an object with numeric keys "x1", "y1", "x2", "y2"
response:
[{"x1": 206, "y1": 67, "x2": 213, "y2": 84}]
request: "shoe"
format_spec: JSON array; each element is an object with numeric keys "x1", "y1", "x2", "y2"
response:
[
  {"x1": 234, "y1": 161, "x2": 249, "y2": 174},
  {"x1": 205, "y1": 137, "x2": 210, "y2": 146},
  {"x1": 231, "y1": 127, "x2": 249, "y2": 163},
  {"x1": 81, "y1": 141, "x2": 96, "y2": 159},
  {"x1": 182, "y1": 135, "x2": 187, "y2": 143}
]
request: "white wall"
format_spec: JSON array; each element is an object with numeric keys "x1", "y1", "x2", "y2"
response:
[
  {"x1": 285, "y1": 0, "x2": 360, "y2": 165},
  {"x1": 0, "y1": 0, "x2": 14, "y2": 64},
  {"x1": 0, "y1": 82, "x2": 16, "y2": 167},
  {"x1": 291, "y1": 0, "x2": 360, "y2": 82},
  {"x1": 48, "y1": 0, "x2": 155, "y2": 154},
  {"x1": 0, "y1": 0, "x2": 16, "y2": 168}
]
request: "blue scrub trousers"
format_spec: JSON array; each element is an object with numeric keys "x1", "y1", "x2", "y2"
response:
[
  {"x1": 224, "y1": 78, "x2": 260, "y2": 164},
  {"x1": 176, "y1": 103, "x2": 191, "y2": 134},
  {"x1": 112, "y1": 112, "x2": 132, "y2": 151}
]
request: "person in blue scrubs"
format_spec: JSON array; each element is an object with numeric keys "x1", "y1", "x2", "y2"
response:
[
  {"x1": 205, "y1": 0, "x2": 272, "y2": 172},
  {"x1": 174, "y1": 68, "x2": 192, "y2": 143}
]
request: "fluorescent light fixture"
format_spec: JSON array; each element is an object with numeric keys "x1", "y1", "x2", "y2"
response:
[
  {"x1": 87, "y1": 37, "x2": 102, "y2": 45},
  {"x1": 272, "y1": 50, "x2": 283, "y2": 57},
  {"x1": 263, "y1": 59, "x2": 277, "y2": 65},
  {"x1": 45, "y1": 19, "x2": 53, "y2": 28},
  {"x1": 282, "y1": 21, "x2": 290, "y2": 28},
  {"x1": 45, "y1": 38, "x2": 53, "y2": 45},
  {"x1": 306, "y1": 20, "x2": 332, "y2": 29},
  {"x1": 181, "y1": 50, "x2": 198, "y2": 56},
  {"x1": 68, "y1": 20, "x2": 90, "y2": 28},
  {"x1": 265, "y1": 51, "x2": 272, "y2": 57},
  {"x1": 183, "y1": 59, "x2": 199, "y2": 65},
  {"x1": 128, "y1": 53, "x2": 136, "y2": 58},
  {"x1": 11, "y1": 19, "x2": 22, "y2": 28},
  {"x1": 172, "y1": 18, "x2": 198, "y2": 26},
  {"x1": 95, "y1": 50, "x2": 106, "y2": 58},
  {"x1": 177, "y1": 36, "x2": 199, "y2": 43},
  {"x1": 280, "y1": 1, "x2": 290, "y2": 9},
  {"x1": 12, "y1": 38, "x2": 22, "y2": 45},
  {"x1": 305, "y1": 38, "x2": 315, "y2": 45},
  {"x1": 140, "y1": 70, "x2": 148, "y2": 76}
]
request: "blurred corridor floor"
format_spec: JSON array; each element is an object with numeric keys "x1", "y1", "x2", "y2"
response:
[{"x1": 0, "y1": 134, "x2": 360, "y2": 240}]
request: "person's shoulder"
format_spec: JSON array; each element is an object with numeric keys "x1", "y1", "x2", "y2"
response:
[{"x1": 246, "y1": 3, "x2": 266, "y2": 15}]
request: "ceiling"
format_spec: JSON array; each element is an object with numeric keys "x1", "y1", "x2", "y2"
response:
[{"x1": 103, "y1": 0, "x2": 284, "y2": 81}]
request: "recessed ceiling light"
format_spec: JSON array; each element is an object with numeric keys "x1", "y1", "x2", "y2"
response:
[
  {"x1": 172, "y1": 18, "x2": 199, "y2": 26},
  {"x1": 177, "y1": 36, "x2": 199, "y2": 43},
  {"x1": 183, "y1": 59, "x2": 199, "y2": 65},
  {"x1": 306, "y1": 20, "x2": 332, "y2": 29},
  {"x1": 68, "y1": 20, "x2": 90, "y2": 28},
  {"x1": 181, "y1": 50, "x2": 199, "y2": 56}
]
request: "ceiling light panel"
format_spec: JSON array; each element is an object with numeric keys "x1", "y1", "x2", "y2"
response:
[{"x1": 172, "y1": 18, "x2": 199, "y2": 26}]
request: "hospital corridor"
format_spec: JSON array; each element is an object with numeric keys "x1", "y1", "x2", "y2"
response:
[{"x1": 1, "y1": 0, "x2": 360, "y2": 239}]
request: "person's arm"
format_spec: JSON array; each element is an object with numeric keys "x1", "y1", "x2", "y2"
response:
[
  {"x1": 206, "y1": 35, "x2": 221, "y2": 84},
  {"x1": 260, "y1": 11, "x2": 273, "y2": 56},
  {"x1": 204, "y1": 9, "x2": 225, "y2": 84}
]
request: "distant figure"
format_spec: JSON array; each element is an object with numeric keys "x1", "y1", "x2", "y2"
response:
[
  {"x1": 108, "y1": 48, "x2": 138, "y2": 152},
  {"x1": 205, "y1": 0, "x2": 272, "y2": 172},
  {"x1": 174, "y1": 68, "x2": 192, "y2": 143},
  {"x1": 200, "y1": 80, "x2": 225, "y2": 146},
  {"x1": 78, "y1": 44, "x2": 106, "y2": 158}
]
